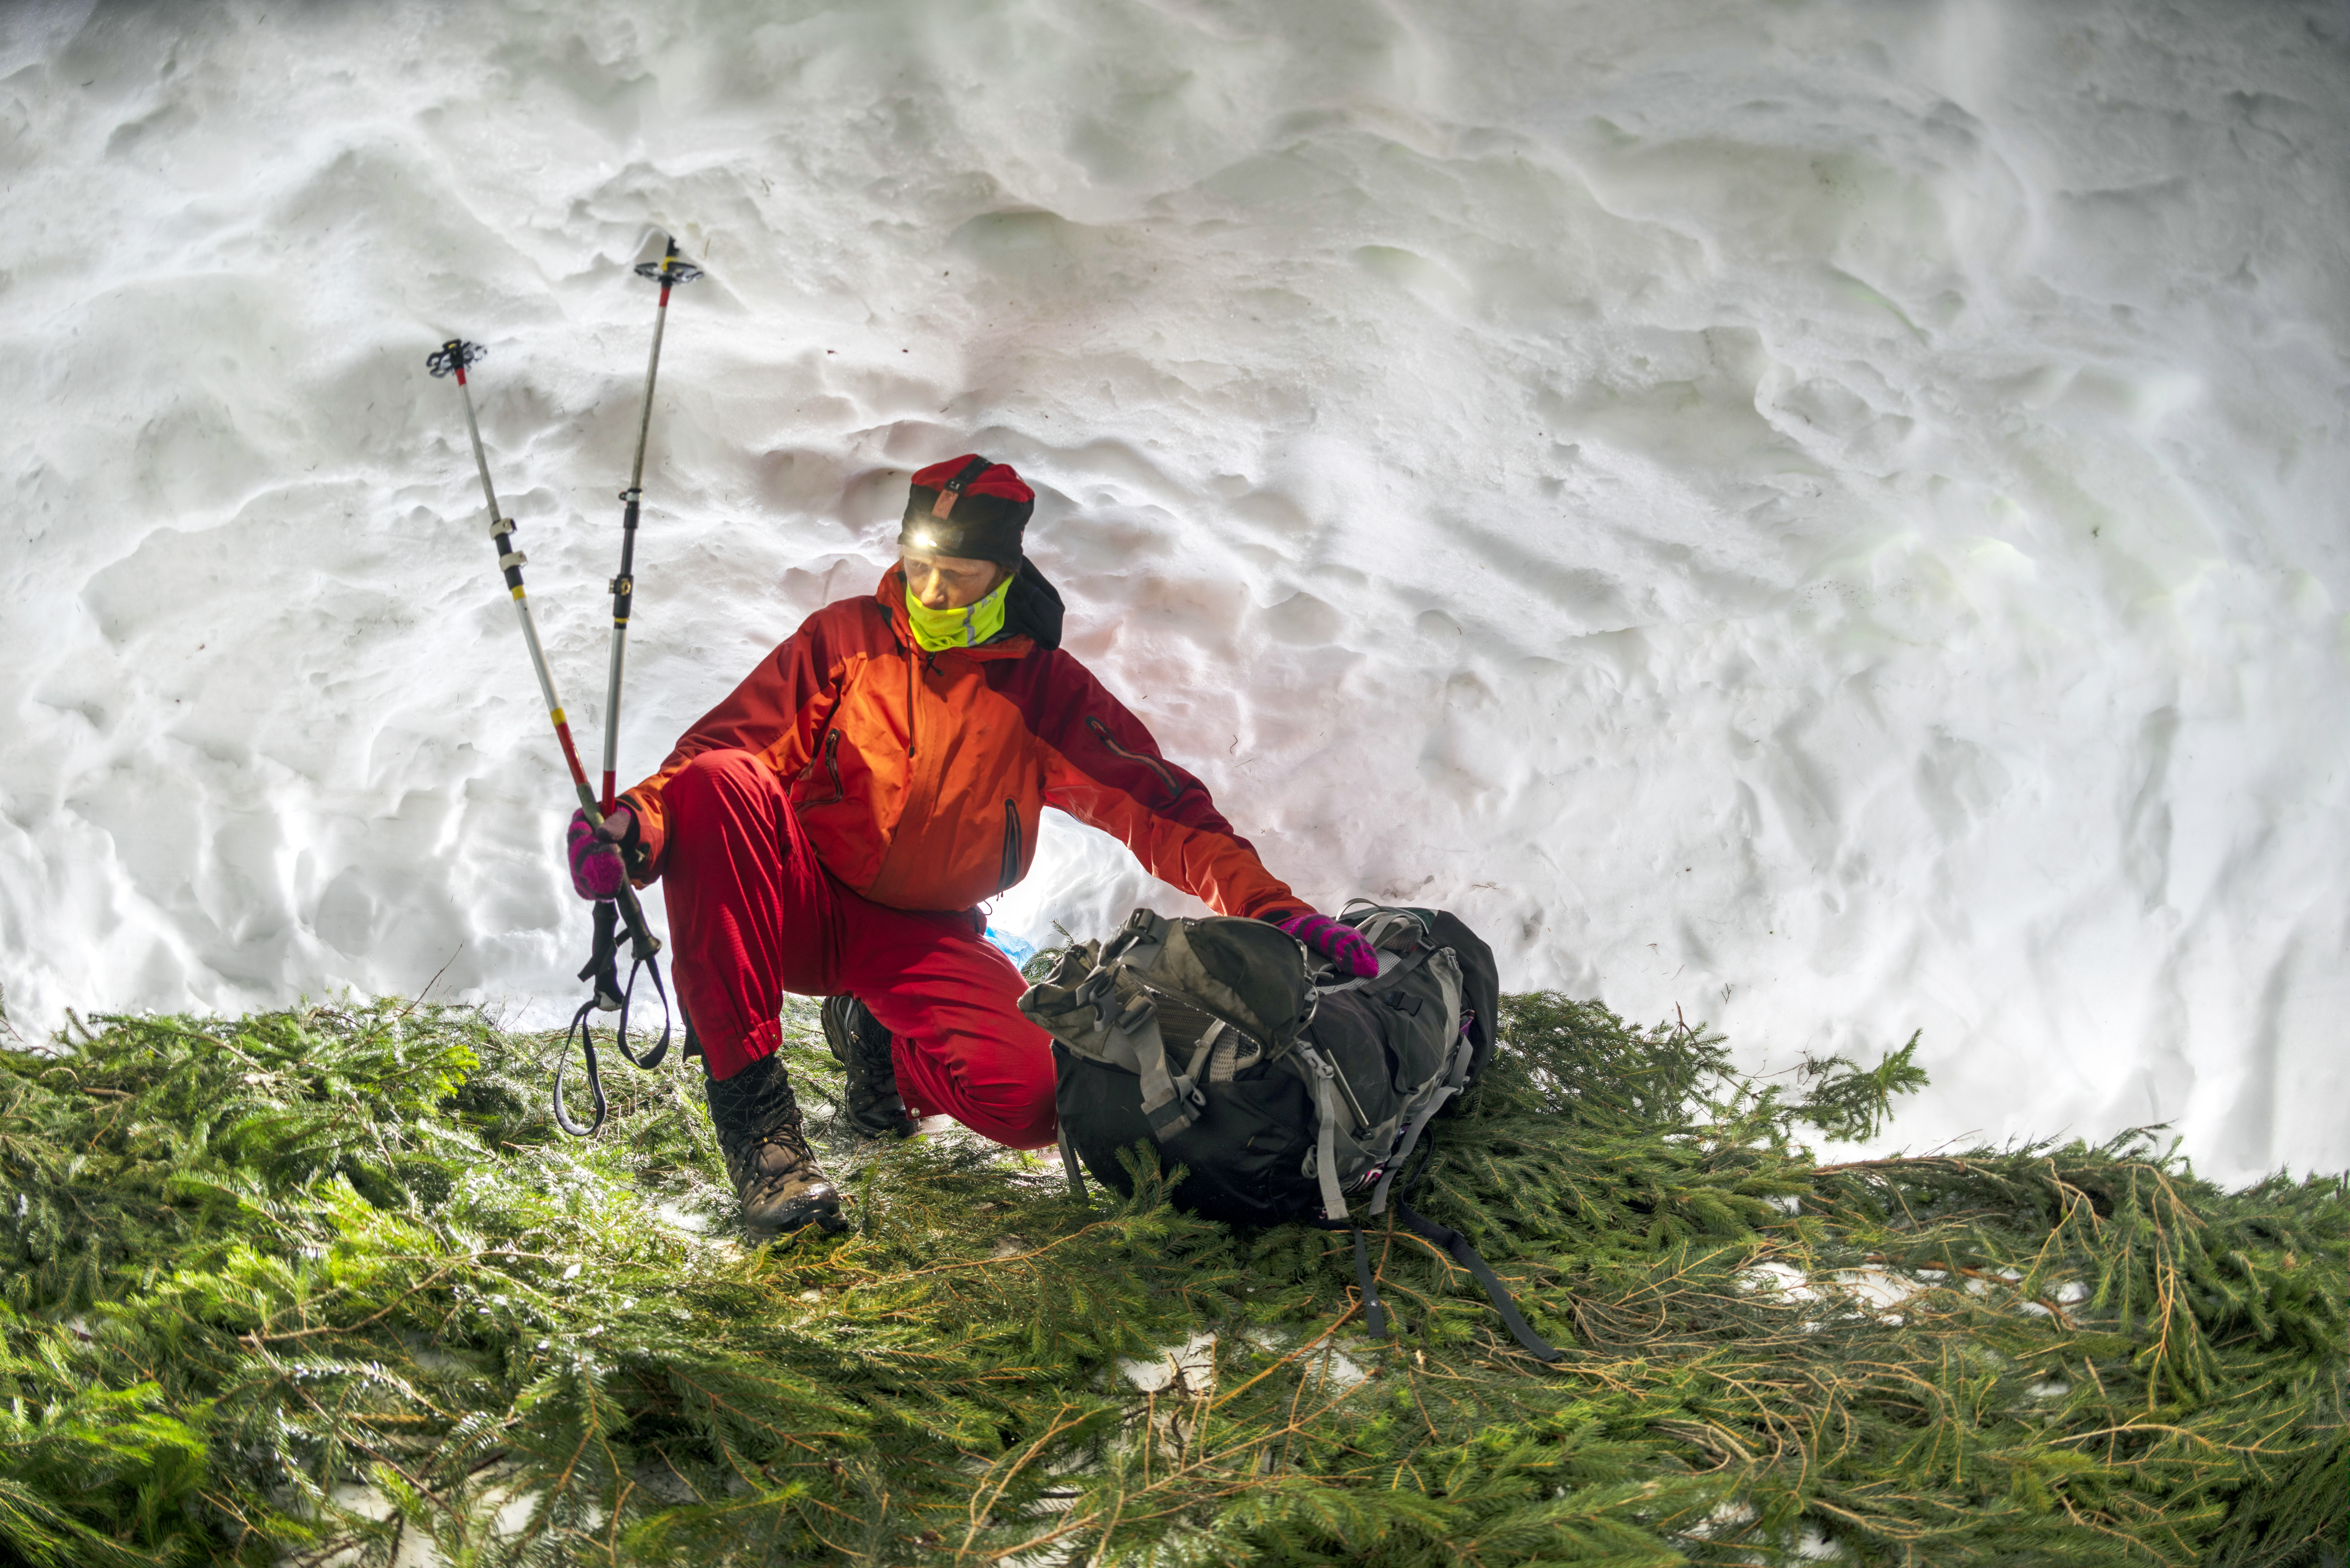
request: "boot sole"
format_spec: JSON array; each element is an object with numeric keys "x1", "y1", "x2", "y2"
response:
[{"x1": 744, "y1": 1196, "x2": 847, "y2": 1238}]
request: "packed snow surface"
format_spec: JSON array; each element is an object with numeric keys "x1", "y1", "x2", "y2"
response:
[{"x1": 3, "y1": 0, "x2": 2344, "y2": 1182}]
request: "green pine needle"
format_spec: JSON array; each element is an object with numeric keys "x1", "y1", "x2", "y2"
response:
[{"x1": 0, "y1": 991, "x2": 2339, "y2": 1565}]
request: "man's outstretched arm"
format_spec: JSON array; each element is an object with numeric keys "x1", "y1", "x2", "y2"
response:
[{"x1": 1030, "y1": 657, "x2": 1302, "y2": 920}]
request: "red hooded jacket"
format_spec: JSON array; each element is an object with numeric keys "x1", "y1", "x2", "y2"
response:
[{"x1": 619, "y1": 565, "x2": 1300, "y2": 920}]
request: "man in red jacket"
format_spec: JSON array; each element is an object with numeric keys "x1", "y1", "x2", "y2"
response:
[{"x1": 568, "y1": 455, "x2": 1375, "y2": 1233}]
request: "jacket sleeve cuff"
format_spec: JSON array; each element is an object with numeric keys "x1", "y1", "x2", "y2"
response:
[
  {"x1": 618, "y1": 788, "x2": 665, "y2": 885},
  {"x1": 1229, "y1": 878, "x2": 1308, "y2": 921}
]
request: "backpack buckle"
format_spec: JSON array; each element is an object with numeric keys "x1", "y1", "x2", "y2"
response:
[{"x1": 1103, "y1": 908, "x2": 1169, "y2": 965}]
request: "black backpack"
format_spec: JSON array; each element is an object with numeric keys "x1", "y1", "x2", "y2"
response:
[{"x1": 1020, "y1": 901, "x2": 1558, "y2": 1360}]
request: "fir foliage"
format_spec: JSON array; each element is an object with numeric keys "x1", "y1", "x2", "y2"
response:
[{"x1": 0, "y1": 991, "x2": 2339, "y2": 1566}]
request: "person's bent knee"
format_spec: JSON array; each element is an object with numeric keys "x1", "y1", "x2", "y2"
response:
[
  {"x1": 664, "y1": 750, "x2": 781, "y2": 837},
  {"x1": 669, "y1": 748, "x2": 769, "y2": 803},
  {"x1": 960, "y1": 1056, "x2": 1059, "y2": 1150}
]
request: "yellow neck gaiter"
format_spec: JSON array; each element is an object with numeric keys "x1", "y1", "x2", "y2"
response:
[{"x1": 906, "y1": 574, "x2": 1012, "y2": 652}]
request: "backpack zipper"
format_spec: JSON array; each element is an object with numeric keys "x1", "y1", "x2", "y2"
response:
[
  {"x1": 1085, "y1": 715, "x2": 1185, "y2": 806},
  {"x1": 998, "y1": 798, "x2": 1022, "y2": 890}
]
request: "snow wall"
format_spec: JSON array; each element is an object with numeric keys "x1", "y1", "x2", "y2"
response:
[{"x1": 3, "y1": 0, "x2": 2344, "y2": 1183}]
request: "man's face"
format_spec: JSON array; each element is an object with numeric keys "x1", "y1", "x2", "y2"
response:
[{"x1": 901, "y1": 547, "x2": 1005, "y2": 611}]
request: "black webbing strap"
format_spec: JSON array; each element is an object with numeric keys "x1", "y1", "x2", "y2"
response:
[
  {"x1": 1311, "y1": 1218, "x2": 1390, "y2": 1340},
  {"x1": 555, "y1": 898, "x2": 672, "y2": 1136},
  {"x1": 555, "y1": 1000, "x2": 609, "y2": 1137},
  {"x1": 1316, "y1": 1108, "x2": 1444, "y2": 1343},
  {"x1": 1352, "y1": 1226, "x2": 1387, "y2": 1339},
  {"x1": 1392, "y1": 1122, "x2": 1439, "y2": 1204},
  {"x1": 930, "y1": 454, "x2": 992, "y2": 519},
  {"x1": 1394, "y1": 1203, "x2": 1562, "y2": 1362},
  {"x1": 580, "y1": 897, "x2": 626, "y2": 1012}
]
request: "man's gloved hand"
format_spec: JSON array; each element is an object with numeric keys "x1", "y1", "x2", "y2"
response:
[
  {"x1": 566, "y1": 804, "x2": 635, "y2": 901},
  {"x1": 1273, "y1": 909, "x2": 1379, "y2": 980}
]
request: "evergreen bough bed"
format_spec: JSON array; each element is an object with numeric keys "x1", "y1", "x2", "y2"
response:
[{"x1": 0, "y1": 986, "x2": 2339, "y2": 1567}]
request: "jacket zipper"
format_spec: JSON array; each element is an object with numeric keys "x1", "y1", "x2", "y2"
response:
[
  {"x1": 871, "y1": 650, "x2": 943, "y2": 902},
  {"x1": 998, "y1": 798, "x2": 1022, "y2": 891},
  {"x1": 1086, "y1": 715, "x2": 1185, "y2": 806},
  {"x1": 817, "y1": 729, "x2": 843, "y2": 803}
]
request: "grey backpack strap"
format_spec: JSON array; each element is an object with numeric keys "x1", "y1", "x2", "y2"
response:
[
  {"x1": 1368, "y1": 1036, "x2": 1472, "y2": 1216},
  {"x1": 1117, "y1": 994, "x2": 1205, "y2": 1141},
  {"x1": 1180, "y1": 1031, "x2": 1217, "y2": 1089},
  {"x1": 1103, "y1": 908, "x2": 1209, "y2": 1141},
  {"x1": 1296, "y1": 1044, "x2": 1351, "y2": 1222},
  {"x1": 1315, "y1": 941, "x2": 1433, "y2": 996}
]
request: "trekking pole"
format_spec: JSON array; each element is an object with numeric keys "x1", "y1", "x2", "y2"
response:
[
  {"x1": 600, "y1": 236, "x2": 702, "y2": 815},
  {"x1": 428, "y1": 339, "x2": 669, "y2": 1137}
]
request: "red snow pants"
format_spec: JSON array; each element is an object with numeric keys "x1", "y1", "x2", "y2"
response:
[{"x1": 656, "y1": 748, "x2": 1058, "y2": 1150}]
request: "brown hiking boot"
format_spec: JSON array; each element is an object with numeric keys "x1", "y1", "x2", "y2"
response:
[
  {"x1": 822, "y1": 994, "x2": 917, "y2": 1140},
  {"x1": 705, "y1": 1052, "x2": 843, "y2": 1236}
]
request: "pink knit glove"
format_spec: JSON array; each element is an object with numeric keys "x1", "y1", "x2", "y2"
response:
[
  {"x1": 1275, "y1": 910, "x2": 1379, "y2": 979},
  {"x1": 566, "y1": 805, "x2": 634, "y2": 901}
]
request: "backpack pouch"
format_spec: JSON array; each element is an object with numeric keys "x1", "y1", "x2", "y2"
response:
[
  {"x1": 1301, "y1": 990, "x2": 1412, "y2": 1142},
  {"x1": 1340, "y1": 902, "x2": 1498, "y2": 1112},
  {"x1": 1370, "y1": 946, "x2": 1462, "y2": 1094},
  {"x1": 1054, "y1": 1043, "x2": 1321, "y2": 1227}
]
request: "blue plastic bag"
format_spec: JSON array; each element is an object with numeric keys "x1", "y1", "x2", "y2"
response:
[{"x1": 985, "y1": 926, "x2": 1037, "y2": 966}]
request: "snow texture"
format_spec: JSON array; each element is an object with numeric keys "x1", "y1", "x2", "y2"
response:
[{"x1": 2, "y1": 0, "x2": 2344, "y2": 1184}]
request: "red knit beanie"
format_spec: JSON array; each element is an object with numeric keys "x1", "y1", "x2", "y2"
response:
[{"x1": 899, "y1": 455, "x2": 1034, "y2": 566}]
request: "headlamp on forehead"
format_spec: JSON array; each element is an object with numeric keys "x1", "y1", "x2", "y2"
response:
[{"x1": 899, "y1": 453, "x2": 1035, "y2": 567}]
